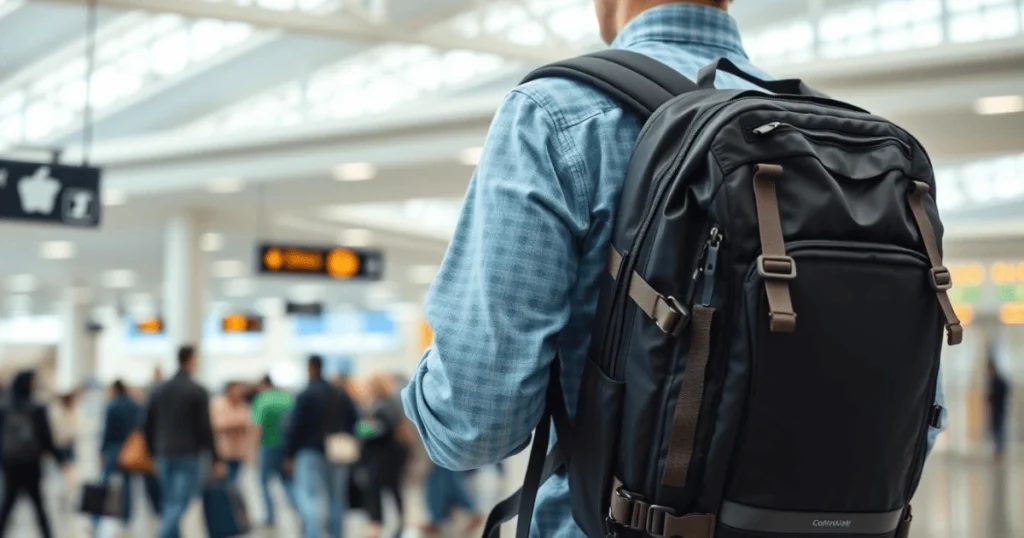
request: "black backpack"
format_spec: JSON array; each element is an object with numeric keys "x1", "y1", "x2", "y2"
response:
[
  {"x1": 484, "y1": 51, "x2": 962, "y2": 538},
  {"x1": 1, "y1": 404, "x2": 43, "y2": 465}
]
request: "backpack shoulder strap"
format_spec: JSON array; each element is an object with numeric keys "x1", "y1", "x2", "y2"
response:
[{"x1": 521, "y1": 50, "x2": 698, "y2": 118}]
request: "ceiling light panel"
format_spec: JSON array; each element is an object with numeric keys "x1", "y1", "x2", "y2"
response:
[
  {"x1": 207, "y1": 176, "x2": 245, "y2": 194},
  {"x1": 201, "y1": 232, "x2": 224, "y2": 252},
  {"x1": 974, "y1": 95, "x2": 1024, "y2": 116},
  {"x1": 40, "y1": 240, "x2": 76, "y2": 260},
  {"x1": 338, "y1": 228, "x2": 373, "y2": 247},
  {"x1": 332, "y1": 162, "x2": 378, "y2": 181},
  {"x1": 102, "y1": 188, "x2": 128, "y2": 207},
  {"x1": 102, "y1": 269, "x2": 136, "y2": 289},
  {"x1": 212, "y1": 259, "x2": 248, "y2": 279}
]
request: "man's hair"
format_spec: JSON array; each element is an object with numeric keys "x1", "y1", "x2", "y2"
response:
[
  {"x1": 112, "y1": 380, "x2": 127, "y2": 395},
  {"x1": 177, "y1": 345, "x2": 196, "y2": 367},
  {"x1": 308, "y1": 355, "x2": 323, "y2": 374},
  {"x1": 261, "y1": 374, "x2": 273, "y2": 387}
]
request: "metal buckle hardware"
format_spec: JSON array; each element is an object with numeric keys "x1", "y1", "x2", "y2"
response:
[
  {"x1": 654, "y1": 296, "x2": 690, "y2": 336},
  {"x1": 929, "y1": 266, "x2": 952, "y2": 291},
  {"x1": 756, "y1": 255, "x2": 797, "y2": 281},
  {"x1": 645, "y1": 505, "x2": 677, "y2": 538}
]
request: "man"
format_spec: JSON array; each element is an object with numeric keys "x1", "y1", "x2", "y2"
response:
[
  {"x1": 143, "y1": 345, "x2": 223, "y2": 538},
  {"x1": 401, "y1": 1, "x2": 761, "y2": 537},
  {"x1": 286, "y1": 355, "x2": 359, "y2": 538},
  {"x1": 251, "y1": 374, "x2": 296, "y2": 527}
]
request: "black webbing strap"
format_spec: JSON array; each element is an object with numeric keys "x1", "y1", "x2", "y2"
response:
[
  {"x1": 521, "y1": 50, "x2": 698, "y2": 118},
  {"x1": 483, "y1": 361, "x2": 571, "y2": 538}
]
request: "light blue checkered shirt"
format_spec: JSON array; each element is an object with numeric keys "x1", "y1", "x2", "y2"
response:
[{"x1": 402, "y1": 4, "x2": 946, "y2": 537}]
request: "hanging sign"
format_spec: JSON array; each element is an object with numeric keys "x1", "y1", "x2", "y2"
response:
[
  {"x1": 256, "y1": 243, "x2": 383, "y2": 281},
  {"x1": 221, "y1": 314, "x2": 264, "y2": 334},
  {"x1": 0, "y1": 159, "x2": 101, "y2": 227},
  {"x1": 286, "y1": 301, "x2": 324, "y2": 317}
]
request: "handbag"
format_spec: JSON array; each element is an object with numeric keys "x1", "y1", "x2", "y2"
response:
[
  {"x1": 118, "y1": 430, "x2": 156, "y2": 474},
  {"x1": 325, "y1": 433, "x2": 360, "y2": 464},
  {"x1": 78, "y1": 480, "x2": 123, "y2": 518},
  {"x1": 323, "y1": 388, "x2": 361, "y2": 465}
]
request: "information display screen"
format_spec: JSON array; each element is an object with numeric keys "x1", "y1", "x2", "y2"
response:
[{"x1": 256, "y1": 243, "x2": 383, "y2": 281}]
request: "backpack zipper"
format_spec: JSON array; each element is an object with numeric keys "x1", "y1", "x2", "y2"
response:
[
  {"x1": 699, "y1": 227, "x2": 723, "y2": 307},
  {"x1": 751, "y1": 121, "x2": 912, "y2": 159}
]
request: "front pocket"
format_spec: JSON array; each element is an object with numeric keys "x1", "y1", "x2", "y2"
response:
[
  {"x1": 569, "y1": 358, "x2": 626, "y2": 538},
  {"x1": 725, "y1": 242, "x2": 941, "y2": 514}
]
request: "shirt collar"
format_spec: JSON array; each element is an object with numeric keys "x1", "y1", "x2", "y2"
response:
[{"x1": 611, "y1": 3, "x2": 747, "y2": 59}]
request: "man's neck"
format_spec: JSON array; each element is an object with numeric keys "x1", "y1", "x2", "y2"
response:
[{"x1": 620, "y1": 0, "x2": 727, "y2": 29}]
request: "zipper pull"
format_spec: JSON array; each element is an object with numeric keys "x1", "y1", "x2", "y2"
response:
[
  {"x1": 700, "y1": 227, "x2": 722, "y2": 307},
  {"x1": 752, "y1": 121, "x2": 782, "y2": 135}
]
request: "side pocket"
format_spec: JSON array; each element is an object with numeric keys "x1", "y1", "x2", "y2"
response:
[{"x1": 569, "y1": 358, "x2": 626, "y2": 538}]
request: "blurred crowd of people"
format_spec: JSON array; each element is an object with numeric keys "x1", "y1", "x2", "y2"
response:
[{"x1": 0, "y1": 345, "x2": 489, "y2": 538}]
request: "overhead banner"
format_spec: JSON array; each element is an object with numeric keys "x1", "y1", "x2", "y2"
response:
[
  {"x1": 0, "y1": 159, "x2": 101, "y2": 227},
  {"x1": 221, "y1": 314, "x2": 264, "y2": 333},
  {"x1": 256, "y1": 243, "x2": 383, "y2": 281}
]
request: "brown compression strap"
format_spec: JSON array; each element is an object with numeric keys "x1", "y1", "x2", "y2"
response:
[
  {"x1": 908, "y1": 182, "x2": 963, "y2": 346},
  {"x1": 752, "y1": 164, "x2": 797, "y2": 333},
  {"x1": 608, "y1": 480, "x2": 716, "y2": 538},
  {"x1": 608, "y1": 247, "x2": 688, "y2": 336},
  {"x1": 657, "y1": 513, "x2": 717, "y2": 538},
  {"x1": 661, "y1": 305, "x2": 714, "y2": 488}
]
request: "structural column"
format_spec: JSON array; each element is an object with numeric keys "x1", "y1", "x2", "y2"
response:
[
  {"x1": 163, "y1": 213, "x2": 207, "y2": 378},
  {"x1": 56, "y1": 287, "x2": 94, "y2": 392}
]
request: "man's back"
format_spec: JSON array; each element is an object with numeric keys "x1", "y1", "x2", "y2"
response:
[
  {"x1": 286, "y1": 379, "x2": 358, "y2": 457},
  {"x1": 401, "y1": 4, "x2": 763, "y2": 537},
  {"x1": 145, "y1": 372, "x2": 214, "y2": 458}
]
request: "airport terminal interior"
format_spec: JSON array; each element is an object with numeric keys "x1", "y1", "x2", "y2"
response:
[{"x1": 0, "y1": 0, "x2": 1023, "y2": 536}]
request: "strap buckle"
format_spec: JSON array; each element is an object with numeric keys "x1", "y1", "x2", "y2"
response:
[
  {"x1": 654, "y1": 296, "x2": 690, "y2": 336},
  {"x1": 651, "y1": 511, "x2": 717, "y2": 538},
  {"x1": 929, "y1": 266, "x2": 952, "y2": 291},
  {"x1": 609, "y1": 487, "x2": 649, "y2": 532},
  {"x1": 646, "y1": 505, "x2": 677, "y2": 538},
  {"x1": 757, "y1": 255, "x2": 797, "y2": 281}
]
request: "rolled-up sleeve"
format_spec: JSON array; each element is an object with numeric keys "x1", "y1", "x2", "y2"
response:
[{"x1": 402, "y1": 89, "x2": 587, "y2": 471}]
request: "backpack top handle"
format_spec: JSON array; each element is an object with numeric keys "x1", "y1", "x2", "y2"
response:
[{"x1": 697, "y1": 57, "x2": 826, "y2": 98}]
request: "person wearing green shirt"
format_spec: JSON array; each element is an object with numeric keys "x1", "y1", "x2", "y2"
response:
[{"x1": 251, "y1": 375, "x2": 296, "y2": 527}]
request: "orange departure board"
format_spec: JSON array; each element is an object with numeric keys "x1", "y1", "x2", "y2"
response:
[
  {"x1": 256, "y1": 243, "x2": 383, "y2": 281},
  {"x1": 135, "y1": 318, "x2": 164, "y2": 334},
  {"x1": 221, "y1": 314, "x2": 264, "y2": 333}
]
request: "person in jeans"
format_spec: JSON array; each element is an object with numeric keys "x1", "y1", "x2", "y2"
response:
[
  {"x1": 423, "y1": 464, "x2": 483, "y2": 536},
  {"x1": 0, "y1": 370, "x2": 67, "y2": 538},
  {"x1": 251, "y1": 375, "x2": 296, "y2": 527},
  {"x1": 143, "y1": 345, "x2": 224, "y2": 538},
  {"x1": 211, "y1": 381, "x2": 254, "y2": 484},
  {"x1": 285, "y1": 355, "x2": 359, "y2": 538},
  {"x1": 94, "y1": 380, "x2": 144, "y2": 530}
]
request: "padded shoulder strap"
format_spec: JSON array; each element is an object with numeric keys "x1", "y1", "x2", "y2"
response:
[{"x1": 521, "y1": 50, "x2": 698, "y2": 118}]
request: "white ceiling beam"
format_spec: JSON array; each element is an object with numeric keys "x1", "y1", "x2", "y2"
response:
[{"x1": 43, "y1": 0, "x2": 573, "y2": 64}]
